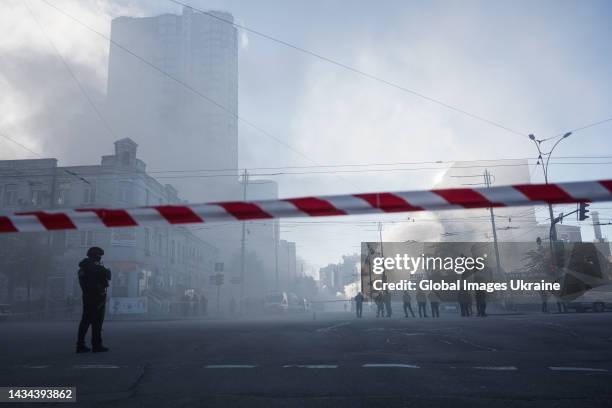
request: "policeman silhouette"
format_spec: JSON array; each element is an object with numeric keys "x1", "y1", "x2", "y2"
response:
[{"x1": 76, "y1": 247, "x2": 111, "y2": 353}]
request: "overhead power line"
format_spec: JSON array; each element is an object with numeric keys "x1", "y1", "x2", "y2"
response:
[
  {"x1": 168, "y1": 0, "x2": 527, "y2": 138},
  {"x1": 0, "y1": 132, "x2": 90, "y2": 184},
  {"x1": 2, "y1": 159, "x2": 612, "y2": 181}
]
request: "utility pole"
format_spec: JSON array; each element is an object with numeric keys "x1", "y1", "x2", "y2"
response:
[
  {"x1": 484, "y1": 169, "x2": 503, "y2": 278},
  {"x1": 529, "y1": 132, "x2": 572, "y2": 275},
  {"x1": 274, "y1": 220, "x2": 279, "y2": 290},
  {"x1": 378, "y1": 222, "x2": 386, "y2": 284},
  {"x1": 239, "y1": 169, "x2": 248, "y2": 314}
]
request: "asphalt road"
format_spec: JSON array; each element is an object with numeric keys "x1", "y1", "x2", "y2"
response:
[{"x1": 2, "y1": 311, "x2": 612, "y2": 407}]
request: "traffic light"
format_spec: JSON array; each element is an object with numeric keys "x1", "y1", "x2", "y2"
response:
[{"x1": 578, "y1": 202, "x2": 590, "y2": 221}]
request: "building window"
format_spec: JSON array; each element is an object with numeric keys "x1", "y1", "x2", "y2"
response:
[
  {"x1": 83, "y1": 187, "x2": 96, "y2": 204},
  {"x1": 30, "y1": 183, "x2": 46, "y2": 206},
  {"x1": 3, "y1": 184, "x2": 18, "y2": 206},
  {"x1": 57, "y1": 188, "x2": 70, "y2": 206},
  {"x1": 80, "y1": 231, "x2": 94, "y2": 247}
]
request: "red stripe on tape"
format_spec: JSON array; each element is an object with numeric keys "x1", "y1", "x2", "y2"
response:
[
  {"x1": 600, "y1": 180, "x2": 612, "y2": 193},
  {"x1": 217, "y1": 202, "x2": 273, "y2": 220},
  {"x1": 285, "y1": 197, "x2": 346, "y2": 217},
  {"x1": 354, "y1": 193, "x2": 423, "y2": 212},
  {"x1": 513, "y1": 184, "x2": 575, "y2": 204},
  {"x1": 432, "y1": 189, "x2": 502, "y2": 209},
  {"x1": 0, "y1": 216, "x2": 18, "y2": 233},
  {"x1": 16, "y1": 211, "x2": 77, "y2": 230},
  {"x1": 154, "y1": 206, "x2": 204, "y2": 224},
  {"x1": 76, "y1": 208, "x2": 138, "y2": 227}
]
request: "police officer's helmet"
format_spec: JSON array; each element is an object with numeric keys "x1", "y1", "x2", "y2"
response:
[{"x1": 87, "y1": 246, "x2": 105, "y2": 258}]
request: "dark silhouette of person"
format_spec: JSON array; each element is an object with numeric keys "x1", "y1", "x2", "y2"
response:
[
  {"x1": 76, "y1": 247, "x2": 111, "y2": 353},
  {"x1": 475, "y1": 281, "x2": 487, "y2": 317},
  {"x1": 416, "y1": 288, "x2": 428, "y2": 318},
  {"x1": 374, "y1": 292, "x2": 384, "y2": 317},
  {"x1": 540, "y1": 290, "x2": 549, "y2": 313},
  {"x1": 384, "y1": 290, "x2": 393, "y2": 318},
  {"x1": 402, "y1": 291, "x2": 415, "y2": 318},
  {"x1": 458, "y1": 287, "x2": 469, "y2": 317},
  {"x1": 429, "y1": 291, "x2": 440, "y2": 318},
  {"x1": 354, "y1": 292, "x2": 364, "y2": 318}
]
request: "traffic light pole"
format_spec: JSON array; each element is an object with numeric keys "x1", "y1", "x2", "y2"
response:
[
  {"x1": 484, "y1": 170, "x2": 503, "y2": 278},
  {"x1": 239, "y1": 169, "x2": 248, "y2": 314},
  {"x1": 529, "y1": 132, "x2": 571, "y2": 275}
]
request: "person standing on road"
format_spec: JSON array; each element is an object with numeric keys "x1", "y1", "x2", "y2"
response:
[
  {"x1": 540, "y1": 290, "x2": 549, "y2": 313},
  {"x1": 384, "y1": 290, "x2": 393, "y2": 318},
  {"x1": 475, "y1": 282, "x2": 487, "y2": 317},
  {"x1": 76, "y1": 247, "x2": 111, "y2": 353},
  {"x1": 402, "y1": 291, "x2": 415, "y2": 318},
  {"x1": 374, "y1": 292, "x2": 384, "y2": 317},
  {"x1": 354, "y1": 292, "x2": 364, "y2": 318},
  {"x1": 416, "y1": 288, "x2": 428, "y2": 318},
  {"x1": 429, "y1": 290, "x2": 440, "y2": 318}
]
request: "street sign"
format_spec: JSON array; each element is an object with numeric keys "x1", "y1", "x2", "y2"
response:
[{"x1": 214, "y1": 262, "x2": 224, "y2": 272}]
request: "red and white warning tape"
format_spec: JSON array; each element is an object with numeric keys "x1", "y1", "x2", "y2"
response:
[{"x1": 1, "y1": 179, "x2": 611, "y2": 233}]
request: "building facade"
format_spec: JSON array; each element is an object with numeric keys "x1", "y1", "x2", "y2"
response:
[
  {"x1": 0, "y1": 139, "x2": 218, "y2": 312},
  {"x1": 107, "y1": 6, "x2": 239, "y2": 203}
]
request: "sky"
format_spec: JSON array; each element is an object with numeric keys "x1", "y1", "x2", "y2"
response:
[{"x1": 1, "y1": 0, "x2": 612, "y2": 273}]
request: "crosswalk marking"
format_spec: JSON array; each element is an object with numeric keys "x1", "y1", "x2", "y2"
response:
[
  {"x1": 205, "y1": 365, "x2": 256, "y2": 368},
  {"x1": 363, "y1": 364, "x2": 419, "y2": 368},
  {"x1": 283, "y1": 365, "x2": 338, "y2": 369},
  {"x1": 549, "y1": 367, "x2": 607, "y2": 372},
  {"x1": 473, "y1": 366, "x2": 517, "y2": 371}
]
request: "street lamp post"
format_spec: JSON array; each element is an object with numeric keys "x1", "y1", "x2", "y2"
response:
[{"x1": 529, "y1": 132, "x2": 572, "y2": 272}]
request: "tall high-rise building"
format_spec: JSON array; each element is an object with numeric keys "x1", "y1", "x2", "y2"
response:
[{"x1": 107, "y1": 7, "x2": 239, "y2": 202}]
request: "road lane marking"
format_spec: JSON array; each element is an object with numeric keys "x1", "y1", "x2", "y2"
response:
[
  {"x1": 74, "y1": 364, "x2": 119, "y2": 369},
  {"x1": 473, "y1": 366, "x2": 518, "y2": 371},
  {"x1": 205, "y1": 365, "x2": 256, "y2": 369},
  {"x1": 316, "y1": 322, "x2": 351, "y2": 333},
  {"x1": 363, "y1": 364, "x2": 420, "y2": 368},
  {"x1": 23, "y1": 365, "x2": 50, "y2": 369},
  {"x1": 283, "y1": 365, "x2": 338, "y2": 369},
  {"x1": 549, "y1": 367, "x2": 608, "y2": 372}
]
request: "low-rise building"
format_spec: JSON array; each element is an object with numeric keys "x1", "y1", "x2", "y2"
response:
[{"x1": 0, "y1": 138, "x2": 218, "y2": 314}]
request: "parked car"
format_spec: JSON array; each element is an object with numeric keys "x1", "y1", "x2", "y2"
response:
[
  {"x1": 264, "y1": 291, "x2": 288, "y2": 313},
  {"x1": 568, "y1": 283, "x2": 612, "y2": 313}
]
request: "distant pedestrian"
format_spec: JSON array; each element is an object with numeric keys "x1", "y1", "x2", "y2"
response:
[
  {"x1": 416, "y1": 288, "x2": 428, "y2": 318},
  {"x1": 429, "y1": 291, "x2": 440, "y2": 318},
  {"x1": 76, "y1": 247, "x2": 111, "y2": 353},
  {"x1": 475, "y1": 288, "x2": 487, "y2": 317},
  {"x1": 556, "y1": 299, "x2": 567, "y2": 313},
  {"x1": 466, "y1": 292, "x2": 473, "y2": 316},
  {"x1": 540, "y1": 290, "x2": 549, "y2": 313},
  {"x1": 384, "y1": 290, "x2": 393, "y2": 318},
  {"x1": 354, "y1": 292, "x2": 364, "y2": 318},
  {"x1": 458, "y1": 287, "x2": 470, "y2": 317},
  {"x1": 374, "y1": 292, "x2": 384, "y2": 317},
  {"x1": 402, "y1": 291, "x2": 415, "y2": 318}
]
